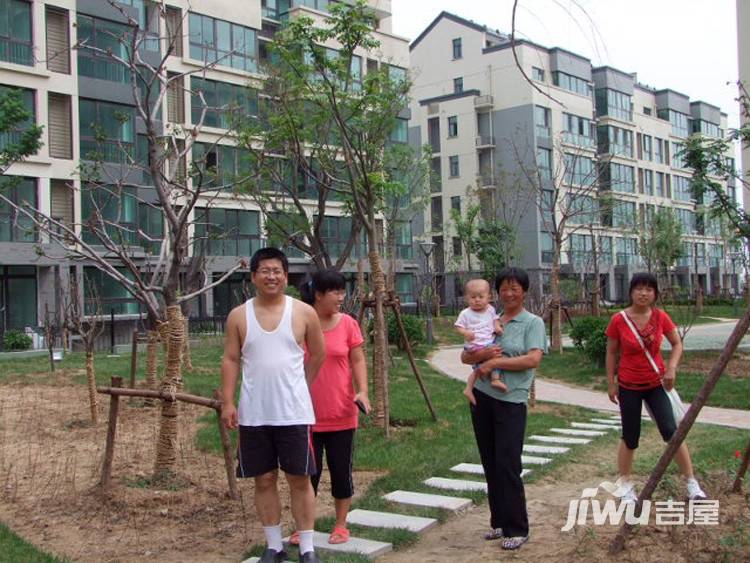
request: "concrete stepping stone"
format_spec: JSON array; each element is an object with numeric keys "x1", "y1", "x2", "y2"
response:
[
  {"x1": 550, "y1": 428, "x2": 606, "y2": 437},
  {"x1": 590, "y1": 418, "x2": 622, "y2": 425},
  {"x1": 281, "y1": 531, "x2": 392, "y2": 558},
  {"x1": 384, "y1": 490, "x2": 472, "y2": 511},
  {"x1": 425, "y1": 476, "x2": 488, "y2": 493},
  {"x1": 449, "y1": 463, "x2": 532, "y2": 478},
  {"x1": 529, "y1": 434, "x2": 591, "y2": 445},
  {"x1": 523, "y1": 444, "x2": 569, "y2": 455},
  {"x1": 522, "y1": 454, "x2": 552, "y2": 465},
  {"x1": 571, "y1": 422, "x2": 619, "y2": 430},
  {"x1": 244, "y1": 558, "x2": 289, "y2": 563},
  {"x1": 346, "y1": 509, "x2": 438, "y2": 533}
]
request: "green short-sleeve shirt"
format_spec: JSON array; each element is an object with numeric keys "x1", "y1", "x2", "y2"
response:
[{"x1": 474, "y1": 309, "x2": 548, "y2": 404}]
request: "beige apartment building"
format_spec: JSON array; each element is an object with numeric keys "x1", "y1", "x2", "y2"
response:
[
  {"x1": 0, "y1": 0, "x2": 411, "y2": 347},
  {"x1": 409, "y1": 11, "x2": 738, "y2": 305}
]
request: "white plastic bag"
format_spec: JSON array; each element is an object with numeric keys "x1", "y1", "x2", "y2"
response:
[{"x1": 645, "y1": 386, "x2": 686, "y2": 425}]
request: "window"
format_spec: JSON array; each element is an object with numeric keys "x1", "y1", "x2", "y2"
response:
[
  {"x1": 643, "y1": 107, "x2": 652, "y2": 116},
  {"x1": 677, "y1": 240, "x2": 693, "y2": 267},
  {"x1": 616, "y1": 237, "x2": 638, "y2": 265},
  {"x1": 189, "y1": 12, "x2": 257, "y2": 73},
  {"x1": 167, "y1": 73, "x2": 185, "y2": 123},
  {"x1": 642, "y1": 134, "x2": 652, "y2": 161},
  {"x1": 540, "y1": 189, "x2": 554, "y2": 226},
  {"x1": 50, "y1": 180, "x2": 73, "y2": 233},
  {"x1": 564, "y1": 154, "x2": 595, "y2": 185},
  {"x1": 597, "y1": 125, "x2": 633, "y2": 157},
  {"x1": 607, "y1": 163, "x2": 635, "y2": 193},
  {"x1": 600, "y1": 236, "x2": 613, "y2": 265},
  {"x1": 194, "y1": 207, "x2": 261, "y2": 256},
  {"x1": 672, "y1": 141, "x2": 687, "y2": 168},
  {"x1": 449, "y1": 155, "x2": 459, "y2": 177},
  {"x1": 0, "y1": 0, "x2": 32, "y2": 66},
  {"x1": 536, "y1": 148, "x2": 552, "y2": 181},
  {"x1": 535, "y1": 106, "x2": 551, "y2": 138},
  {"x1": 692, "y1": 119, "x2": 722, "y2": 138},
  {"x1": 84, "y1": 267, "x2": 139, "y2": 315},
  {"x1": 450, "y1": 196, "x2": 461, "y2": 212},
  {"x1": 77, "y1": 15, "x2": 132, "y2": 83},
  {"x1": 655, "y1": 172, "x2": 665, "y2": 197},
  {"x1": 673, "y1": 175, "x2": 692, "y2": 202},
  {"x1": 657, "y1": 109, "x2": 689, "y2": 137},
  {"x1": 540, "y1": 232, "x2": 554, "y2": 263},
  {"x1": 453, "y1": 77, "x2": 463, "y2": 94},
  {"x1": 0, "y1": 86, "x2": 35, "y2": 152},
  {"x1": 595, "y1": 88, "x2": 632, "y2": 121},
  {"x1": 447, "y1": 116, "x2": 458, "y2": 138},
  {"x1": 191, "y1": 77, "x2": 258, "y2": 128},
  {"x1": 654, "y1": 138, "x2": 664, "y2": 163},
  {"x1": 390, "y1": 118, "x2": 407, "y2": 144},
  {"x1": 428, "y1": 117, "x2": 440, "y2": 153},
  {"x1": 567, "y1": 194, "x2": 598, "y2": 225},
  {"x1": 532, "y1": 67, "x2": 545, "y2": 81},
  {"x1": 675, "y1": 208, "x2": 695, "y2": 234},
  {"x1": 452, "y1": 236, "x2": 462, "y2": 257},
  {"x1": 48, "y1": 93, "x2": 72, "y2": 159},
  {"x1": 452, "y1": 37, "x2": 462, "y2": 59},
  {"x1": 430, "y1": 157, "x2": 441, "y2": 192},
  {"x1": 192, "y1": 142, "x2": 255, "y2": 189},
  {"x1": 79, "y1": 99, "x2": 135, "y2": 163},
  {"x1": 0, "y1": 266, "x2": 37, "y2": 331},
  {"x1": 316, "y1": 215, "x2": 363, "y2": 258},
  {"x1": 562, "y1": 113, "x2": 595, "y2": 147},
  {"x1": 395, "y1": 273, "x2": 415, "y2": 303},
  {"x1": 0, "y1": 177, "x2": 36, "y2": 242},
  {"x1": 642, "y1": 169, "x2": 654, "y2": 195},
  {"x1": 552, "y1": 71, "x2": 591, "y2": 96},
  {"x1": 431, "y1": 197, "x2": 443, "y2": 230},
  {"x1": 394, "y1": 221, "x2": 412, "y2": 259},
  {"x1": 46, "y1": 6, "x2": 70, "y2": 73},
  {"x1": 165, "y1": 5, "x2": 184, "y2": 56},
  {"x1": 138, "y1": 202, "x2": 164, "y2": 254},
  {"x1": 569, "y1": 234, "x2": 594, "y2": 265},
  {"x1": 262, "y1": 0, "x2": 280, "y2": 19},
  {"x1": 80, "y1": 184, "x2": 137, "y2": 245}
]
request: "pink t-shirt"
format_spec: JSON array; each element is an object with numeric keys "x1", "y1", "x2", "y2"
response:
[
  {"x1": 455, "y1": 305, "x2": 499, "y2": 348},
  {"x1": 309, "y1": 313, "x2": 365, "y2": 432}
]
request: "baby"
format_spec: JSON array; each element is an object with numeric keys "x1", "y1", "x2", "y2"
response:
[{"x1": 454, "y1": 279, "x2": 507, "y2": 404}]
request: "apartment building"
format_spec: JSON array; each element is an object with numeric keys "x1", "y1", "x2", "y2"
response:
[
  {"x1": 0, "y1": 0, "x2": 411, "y2": 345},
  {"x1": 409, "y1": 11, "x2": 738, "y2": 305},
  {"x1": 739, "y1": 0, "x2": 750, "y2": 211}
]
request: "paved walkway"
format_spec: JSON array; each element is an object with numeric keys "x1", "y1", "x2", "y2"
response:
[{"x1": 429, "y1": 345, "x2": 750, "y2": 430}]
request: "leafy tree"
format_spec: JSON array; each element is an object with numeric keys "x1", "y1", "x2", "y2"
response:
[{"x1": 639, "y1": 207, "x2": 683, "y2": 293}]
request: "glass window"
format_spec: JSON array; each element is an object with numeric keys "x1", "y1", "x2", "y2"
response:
[
  {"x1": 447, "y1": 115, "x2": 458, "y2": 137},
  {"x1": 562, "y1": 112, "x2": 595, "y2": 147},
  {"x1": 540, "y1": 232, "x2": 554, "y2": 263},
  {"x1": 389, "y1": 118, "x2": 408, "y2": 144},
  {"x1": 597, "y1": 125, "x2": 633, "y2": 157},
  {"x1": 607, "y1": 163, "x2": 635, "y2": 193},
  {"x1": 540, "y1": 189, "x2": 554, "y2": 226},
  {"x1": 394, "y1": 221, "x2": 412, "y2": 259},
  {"x1": 453, "y1": 77, "x2": 463, "y2": 94},
  {"x1": 83, "y1": 267, "x2": 140, "y2": 315},
  {"x1": 532, "y1": 67, "x2": 545, "y2": 81},
  {"x1": 0, "y1": 0, "x2": 33, "y2": 66},
  {"x1": 616, "y1": 237, "x2": 638, "y2": 265},
  {"x1": 430, "y1": 157, "x2": 441, "y2": 192},
  {"x1": 654, "y1": 138, "x2": 664, "y2": 163},
  {"x1": 191, "y1": 77, "x2": 258, "y2": 128},
  {"x1": 567, "y1": 194, "x2": 598, "y2": 225},
  {"x1": 449, "y1": 155, "x2": 459, "y2": 177},
  {"x1": 428, "y1": 118, "x2": 441, "y2": 153},
  {"x1": 569, "y1": 233, "x2": 594, "y2": 264},
  {"x1": 564, "y1": 153, "x2": 595, "y2": 185},
  {"x1": 642, "y1": 169, "x2": 654, "y2": 195},
  {"x1": 673, "y1": 175, "x2": 692, "y2": 202},
  {"x1": 657, "y1": 109, "x2": 689, "y2": 137},
  {"x1": 552, "y1": 71, "x2": 591, "y2": 96},
  {"x1": 0, "y1": 85, "x2": 35, "y2": 152},
  {"x1": 595, "y1": 88, "x2": 632, "y2": 121},
  {"x1": 79, "y1": 99, "x2": 135, "y2": 163},
  {"x1": 431, "y1": 197, "x2": 443, "y2": 230},
  {"x1": 600, "y1": 236, "x2": 613, "y2": 265},
  {"x1": 77, "y1": 15, "x2": 133, "y2": 83},
  {"x1": 189, "y1": 12, "x2": 257, "y2": 73},
  {"x1": 675, "y1": 208, "x2": 695, "y2": 234},
  {"x1": 0, "y1": 176, "x2": 36, "y2": 242},
  {"x1": 692, "y1": 119, "x2": 721, "y2": 138},
  {"x1": 672, "y1": 141, "x2": 687, "y2": 168},
  {"x1": 194, "y1": 207, "x2": 261, "y2": 256},
  {"x1": 536, "y1": 148, "x2": 552, "y2": 181},
  {"x1": 80, "y1": 184, "x2": 137, "y2": 245},
  {"x1": 450, "y1": 196, "x2": 460, "y2": 212},
  {"x1": 138, "y1": 202, "x2": 163, "y2": 254},
  {"x1": 395, "y1": 273, "x2": 415, "y2": 303},
  {"x1": 535, "y1": 106, "x2": 551, "y2": 138},
  {"x1": 452, "y1": 37, "x2": 462, "y2": 59},
  {"x1": 642, "y1": 134, "x2": 652, "y2": 161}
]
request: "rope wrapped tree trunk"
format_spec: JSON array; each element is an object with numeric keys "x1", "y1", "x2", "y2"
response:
[
  {"x1": 154, "y1": 305, "x2": 184, "y2": 478},
  {"x1": 369, "y1": 250, "x2": 389, "y2": 436}
]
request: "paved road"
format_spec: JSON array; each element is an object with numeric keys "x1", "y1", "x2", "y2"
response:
[{"x1": 429, "y1": 344, "x2": 750, "y2": 430}]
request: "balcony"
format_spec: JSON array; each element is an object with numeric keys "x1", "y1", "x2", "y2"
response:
[
  {"x1": 476, "y1": 174, "x2": 496, "y2": 189},
  {"x1": 475, "y1": 135, "x2": 496, "y2": 149},
  {"x1": 474, "y1": 95, "x2": 494, "y2": 110}
]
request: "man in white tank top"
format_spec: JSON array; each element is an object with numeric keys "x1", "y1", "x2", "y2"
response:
[{"x1": 221, "y1": 248, "x2": 326, "y2": 563}]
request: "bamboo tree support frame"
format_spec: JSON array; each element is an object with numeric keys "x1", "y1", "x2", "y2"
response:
[
  {"x1": 97, "y1": 377, "x2": 238, "y2": 499},
  {"x1": 129, "y1": 329, "x2": 152, "y2": 388},
  {"x1": 358, "y1": 290, "x2": 437, "y2": 422}
]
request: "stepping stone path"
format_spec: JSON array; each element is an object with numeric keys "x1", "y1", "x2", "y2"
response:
[
  {"x1": 244, "y1": 412, "x2": 621, "y2": 560},
  {"x1": 347, "y1": 509, "x2": 438, "y2": 533}
]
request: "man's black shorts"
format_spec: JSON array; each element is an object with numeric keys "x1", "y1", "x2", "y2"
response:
[{"x1": 236, "y1": 424, "x2": 316, "y2": 477}]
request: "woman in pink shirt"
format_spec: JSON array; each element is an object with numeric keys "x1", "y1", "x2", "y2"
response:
[{"x1": 294, "y1": 269, "x2": 370, "y2": 545}]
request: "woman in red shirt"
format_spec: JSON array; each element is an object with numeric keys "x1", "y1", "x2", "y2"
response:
[
  {"x1": 605, "y1": 272, "x2": 706, "y2": 502},
  {"x1": 294, "y1": 269, "x2": 370, "y2": 545}
]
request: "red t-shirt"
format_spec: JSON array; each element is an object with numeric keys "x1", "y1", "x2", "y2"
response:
[
  {"x1": 309, "y1": 314, "x2": 365, "y2": 432},
  {"x1": 605, "y1": 308, "x2": 677, "y2": 390}
]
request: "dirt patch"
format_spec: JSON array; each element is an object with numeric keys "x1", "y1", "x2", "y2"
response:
[
  {"x1": 379, "y1": 433, "x2": 749, "y2": 563},
  {"x1": 680, "y1": 352, "x2": 750, "y2": 379},
  {"x1": 0, "y1": 384, "x2": 379, "y2": 562}
]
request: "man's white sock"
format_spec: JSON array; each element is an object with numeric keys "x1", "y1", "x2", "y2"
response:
[
  {"x1": 263, "y1": 524, "x2": 283, "y2": 552},
  {"x1": 298, "y1": 529, "x2": 315, "y2": 555}
]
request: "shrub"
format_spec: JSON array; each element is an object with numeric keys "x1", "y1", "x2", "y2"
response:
[
  {"x1": 3, "y1": 329, "x2": 33, "y2": 351},
  {"x1": 387, "y1": 313, "x2": 425, "y2": 350},
  {"x1": 569, "y1": 316, "x2": 608, "y2": 367}
]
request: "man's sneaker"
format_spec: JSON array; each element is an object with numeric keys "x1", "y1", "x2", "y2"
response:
[
  {"x1": 300, "y1": 551, "x2": 322, "y2": 563},
  {"x1": 687, "y1": 478, "x2": 707, "y2": 500},
  {"x1": 621, "y1": 485, "x2": 638, "y2": 504},
  {"x1": 258, "y1": 547, "x2": 288, "y2": 563}
]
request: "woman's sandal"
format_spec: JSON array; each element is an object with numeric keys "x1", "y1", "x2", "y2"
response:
[
  {"x1": 328, "y1": 526, "x2": 350, "y2": 544},
  {"x1": 484, "y1": 528, "x2": 505, "y2": 541},
  {"x1": 289, "y1": 530, "x2": 300, "y2": 545},
  {"x1": 501, "y1": 535, "x2": 529, "y2": 550}
]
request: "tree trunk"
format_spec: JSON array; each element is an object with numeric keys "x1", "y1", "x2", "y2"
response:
[
  {"x1": 368, "y1": 248, "x2": 389, "y2": 436},
  {"x1": 550, "y1": 254, "x2": 563, "y2": 353},
  {"x1": 154, "y1": 305, "x2": 184, "y2": 478},
  {"x1": 86, "y1": 349, "x2": 98, "y2": 424},
  {"x1": 181, "y1": 316, "x2": 193, "y2": 371}
]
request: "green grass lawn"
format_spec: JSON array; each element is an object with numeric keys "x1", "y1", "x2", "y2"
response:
[{"x1": 0, "y1": 523, "x2": 68, "y2": 563}]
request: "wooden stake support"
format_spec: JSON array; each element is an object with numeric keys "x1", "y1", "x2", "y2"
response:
[
  {"x1": 214, "y1": 390, "x2": 239, "y2": 500},
  {"x1": 100, "y1": 376, "x2": 122, "y2": 489},
  {"x1": 357, "y1": 290, "x2": 437, "y2": 422},
  {"x1": 129, "y1": 330, "x2": 152, "y2": 388},
  {"x1": 732, "y1": 438, "x2": 750, "y2": 493}
]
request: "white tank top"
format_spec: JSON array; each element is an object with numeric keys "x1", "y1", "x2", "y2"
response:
[{"x1": 237, "y1": 296, "x2": 315, "y2": 426}]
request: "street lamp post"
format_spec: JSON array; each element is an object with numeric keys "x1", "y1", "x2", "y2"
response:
[{"x1": 419, "y1": 241, "x2": 436, "y2": 345}]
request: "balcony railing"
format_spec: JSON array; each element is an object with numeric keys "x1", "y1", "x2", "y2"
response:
[
  {"x1": 475, "y1": 135, "x2": 496, "y2": 148},
  {"x1": 477, "y1": 174, "x2": 496, "y2": 189},
  {"x1": 474, "y1": 95, "x2": 494, "y2": 109},
  {"x1": 562, "y1": 131, "x2": 596, "y2": 148}
]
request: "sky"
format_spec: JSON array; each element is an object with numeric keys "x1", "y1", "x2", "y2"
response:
[{"x1": 390, "y1": 0, "x2": 741, "y2": 129}]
